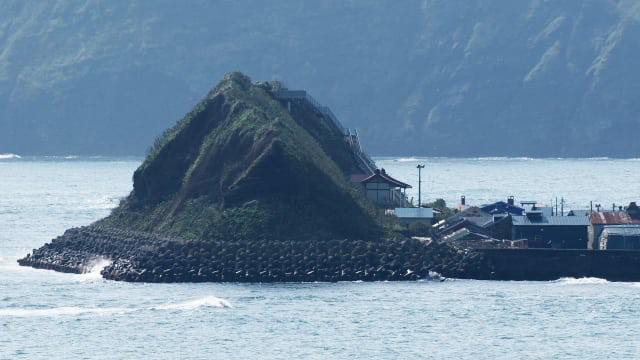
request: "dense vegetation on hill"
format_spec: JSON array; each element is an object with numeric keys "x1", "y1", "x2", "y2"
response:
[
  {"x1": 1, "y1": 0, "x2": 639, "y2": 157},
  {"x1": 102, "y1": 73, "x2": 382, "y2": 241}
]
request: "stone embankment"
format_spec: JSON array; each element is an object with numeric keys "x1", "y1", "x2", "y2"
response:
[{"x1": 18, "y1": 226, "x2": 484, "y2": 282}]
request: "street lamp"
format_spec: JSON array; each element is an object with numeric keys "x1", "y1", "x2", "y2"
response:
[{"x1": 416, "y1": 164, "x2": 425, "y2": 207}]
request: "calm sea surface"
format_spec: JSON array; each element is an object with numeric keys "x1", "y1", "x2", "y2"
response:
[{"x1": 1, "y1": 156, "x2": 639, "y2": 359}]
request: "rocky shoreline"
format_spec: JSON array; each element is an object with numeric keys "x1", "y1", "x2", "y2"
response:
[{"x1": 18, "y1": 226, "x2": 486, "y2": 282}]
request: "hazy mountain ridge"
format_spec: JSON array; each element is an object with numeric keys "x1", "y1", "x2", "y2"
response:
[{"x1": 1, "y1": 0, "x2": 638, "y2": 156}]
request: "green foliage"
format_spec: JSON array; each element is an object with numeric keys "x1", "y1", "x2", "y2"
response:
[
  {"x1": 102, "y1": 72, "x2": 384, "y2": 242},
  {"x1": 425, "y1": 198, "x2": 457, "y2": 221}
]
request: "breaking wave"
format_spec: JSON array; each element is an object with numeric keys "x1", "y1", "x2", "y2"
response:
[
  {"x1": 0, "y1": 153, "x2": 21, "y2": 159},
  {"x1": 86, "y1": 195, "x2": 120, "y2": 210},
  {"x1": 0, "y1": 296, "x2": 232, "y2": 317},
  {"x1": 552, "y1": 277, "x2": 609, "y2": 285},
  {"x1": 75, "y1": 257, "x2": 112, "y2": 282},
  {"x1": 394, "y1": 157, "x2": 421, "y2": 162},
  {"x1": 473, "y1": 157, "x2": 536, "y2": 161},
  {"x1": 151, "y1": 296, "x2": 233, "y2": 310}
]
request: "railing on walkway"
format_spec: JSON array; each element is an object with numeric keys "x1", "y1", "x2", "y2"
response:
[
  {"x1": 273, "y1": 90, "x2": 346, "y2": 134},
  {"x1": 273, "y1": 90, "x2": 377, "y2": 174}
]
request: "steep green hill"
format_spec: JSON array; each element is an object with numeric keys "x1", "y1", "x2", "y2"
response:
[{"x1": 100, "y1": 72, "x2": 381, "y2": 242}]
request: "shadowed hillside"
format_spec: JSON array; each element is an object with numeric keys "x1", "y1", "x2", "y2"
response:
[{"x1": 102, "y1": 72, "x2": 382, "y2": 241}]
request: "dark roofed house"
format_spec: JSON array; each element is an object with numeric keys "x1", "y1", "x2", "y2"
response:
[
  {"x1": 355, "y1": 168, "x2": 411, "y2": 207},
  {"x1": 512, "y1": 212, "x2": 590, "y2": 249},
  {"x1": 480, "y1": 197, "x2": 525, "y2": 216}
]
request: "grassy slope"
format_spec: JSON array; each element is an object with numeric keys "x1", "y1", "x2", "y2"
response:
[{"x1": 101, "y1": 73, "x2": 382, "y2": 241}]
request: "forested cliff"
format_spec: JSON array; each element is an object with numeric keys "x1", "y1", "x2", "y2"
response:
[{"x1": 1, "y1": 0, "x2": 638, "y2": 156}]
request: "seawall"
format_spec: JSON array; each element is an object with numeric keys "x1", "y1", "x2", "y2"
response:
[
  {"x1": 18, "y1": 226, "x2": 482, "y2": 282},
  {"x1": 472, "y1": 248, "x2": 640, "y2": 281}
]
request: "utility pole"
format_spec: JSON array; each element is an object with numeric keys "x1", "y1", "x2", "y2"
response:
[{"x1": 417, "y1": 164, "x2": 425, "y2": 207}]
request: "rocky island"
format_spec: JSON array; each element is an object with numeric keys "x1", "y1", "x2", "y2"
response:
[{"x1": 19, "y1": 73, "x2": 480, "y2": 282}]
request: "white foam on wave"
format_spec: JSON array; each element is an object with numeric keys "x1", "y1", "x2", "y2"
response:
[
  {"x1": 0, "y1": 306, "x2": 133, "y2": 317},
  {"x1": 394, "y1": 157, "x2": 420, "y2": 162},
  {"x1": 0, "y1": 296, "x2": 233, "y2": 317},
  {"x1": 473, "y1": 156, "x2": 536, "y2": 161},
  {"x1": 151, "y1": 296, "x2": 233, "y2": 310},
  {"x1": 0, "y1": 153, "x2": 21, "y2": 159},
  {"x1": 552, "y1": 277, "x2": 609, "y2": 285},
  {"x1": 86, "y1": 195, "x2": 120, "y2": 210},
  {"x1": 75, "y1": 257, "x2": 112, "y2": 282}
]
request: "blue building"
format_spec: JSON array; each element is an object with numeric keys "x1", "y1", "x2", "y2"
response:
[{"x1": 480, "y1": 196, "x2": 525, "y2": 216}]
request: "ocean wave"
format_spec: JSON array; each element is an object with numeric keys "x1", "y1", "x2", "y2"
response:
[
  {"x1": 86, "y1": 195, "x2": 120, "y2": 210},
  {"x1": 473, "y1": 157, "x2": 536, "y2": 161},
  {"x1": 0, "y1": 296, "x2": 233, "y2": 317},
  {"x1": 394, "y1": 157, "x2": 421, "y2": 162},
  {"x1": 0, "y1": 153, "x2": 21, "y2": 159},
  {"x1": 552, "y1": 277, "x2": 609, "y2": 285},
  {"x1": 0, "y1": 306, "x2": 134, "y2": 317},
  {"x1": 151, "y1": 296, "x2": 233, "y2": 310},
  {"x1": 75, "y1": 257, "x2": 112, "y2": 282}
]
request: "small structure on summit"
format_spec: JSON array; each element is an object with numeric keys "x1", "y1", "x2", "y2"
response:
[{"x1": 353, "y1": 168, "x2": 411, "y2": 207}]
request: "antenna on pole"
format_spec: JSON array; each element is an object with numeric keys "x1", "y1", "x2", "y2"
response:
[{"x1": 416, "y1": 164, "x2": 425, "y2": 207}]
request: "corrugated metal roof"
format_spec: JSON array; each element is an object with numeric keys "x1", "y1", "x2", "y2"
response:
[
  {"x1": 589, "y1": 211, "x2": 640, "y2": 225},
  {"x1": 395, "y1": 207, "x2": 433, "y2": 219},
  {"x1": 602, "y1": 225, "x2": 640, "y2": 236},
  {"x1": 512, "y1": 215, "x2": 590, "y2": 226}
]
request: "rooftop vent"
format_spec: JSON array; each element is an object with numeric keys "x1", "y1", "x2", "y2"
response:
[
  {"x1": 526, "y1": 211, "x2": 543, "y2": 221},
  {"x1": 628, "y1": 202, "x2": 640, "y2": 219}
]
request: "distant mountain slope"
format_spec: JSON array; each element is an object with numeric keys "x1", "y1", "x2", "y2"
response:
[{"x1": 1, "y1": 0, "x2": 638, "y2": 157}]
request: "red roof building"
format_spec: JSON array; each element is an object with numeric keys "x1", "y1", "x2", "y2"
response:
[
  {"x1": 589, "y1": 211, "x2": 640, "y2": 225},
  {"x1": 589, "y1": 203, "x2": 640, "y2": 249}
]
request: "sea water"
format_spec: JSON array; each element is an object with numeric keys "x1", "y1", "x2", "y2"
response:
[{"x1": 1, "y1": 156, "x2": 639, "y2": 359}]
